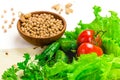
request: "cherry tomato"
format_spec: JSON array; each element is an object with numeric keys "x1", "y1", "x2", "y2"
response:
[
  {"x1": 77, "y1": 30, "x2": 95, "y2": 45},
  {"x1": 77, "y1": 30, "x2": 102, "y2": 46},
  {"x1": 77, "y1": 43, "x2": 103, "y2": 56}
]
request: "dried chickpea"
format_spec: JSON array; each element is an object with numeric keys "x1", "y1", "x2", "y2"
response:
[
  {"x1": 20, "y1": 13, "x2": 64, "y2": 38},
  {"x1": 52, "y1": 4, "x2": 60, "y2": 11},
  {"x1": 24, "y1": 13, "x2": 31, "y2": 18},
  {"x1": 8, "y1": 24, "x2": 12, "y2": 29},
  {"x1": 11, "y1": 21, "x2": 14, "y2": 24},
  {"x1": 4, "y1": 20, "x2": 8, "y2": 24},
  {"x1": 11, "y1": 8, "x2": 14, "y2": 11},
  {"x1": 2, "y1": 25, "x2": 4, "y2": 29},
  {"x1": 12, "y1": 18, "x2": 15, "y2": 21},
  {"x1": 4, "y1": 10, "x2": 7, "y2": 13},
  {"x1": 20, "y1": 15, "x2": 26, "y2": 22},
  {"x1": 4, "y1": 29, "x2": 7, "y2": 33},
  {"x1": 65, "y1": 3, "x2": 72, "y2": 8},
  {"x1": 65, "y1": 8, "x2": 73, "y2": 14},
  {"x1": 12, "y1": 12, "x2": 15, "y2": 16},
  {"x1": 1, "y1": 15, "x2": 4, "y2": 18}
]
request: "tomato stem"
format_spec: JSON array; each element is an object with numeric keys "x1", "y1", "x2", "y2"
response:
[{"x1": 95, "y1": 30, "x2": 106, "y2": 37}]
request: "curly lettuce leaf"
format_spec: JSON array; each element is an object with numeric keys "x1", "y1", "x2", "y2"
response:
[
  {"x1": 64, "y1": 27, "x2": 82, "y2": 40},
  {"x1": 102, "y1": 37, "x2": 120, "y2": 56},
  {"x1": 44, "y1": 53, "x2": 120, "y2": 80},
  {"x1": 79, "y1": 6, "x2": 120, "y2": 37}
]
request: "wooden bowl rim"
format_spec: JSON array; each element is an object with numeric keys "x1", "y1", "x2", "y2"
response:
[{"x1": 17, "y1": 11, "x2": 66, "y2": 39}]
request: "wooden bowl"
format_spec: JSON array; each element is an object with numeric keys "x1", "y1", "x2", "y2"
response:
[{"x1": 17, "y1": 11, "x2": 66, "y2": 46}]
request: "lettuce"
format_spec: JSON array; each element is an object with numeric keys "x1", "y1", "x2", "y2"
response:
[
  {"x1": 79, "y1": 6, "x2": 120, "y2": 39},
  {"x1": 44, "y1": 53, "x2": 120, "y2": 80},
  {"x1": 102, "y1": 37, "x2": 120, "y2": 56},
  {"x1": 64, "y1": 27, "x2": 82, "y2": 40}
]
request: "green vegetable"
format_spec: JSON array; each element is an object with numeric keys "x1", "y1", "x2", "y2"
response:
[
  {"x1": 59, "y1": 38, "x2": 78, "y2": 62},
  {"x1": 44, "y1": 60, "x2": 68, "y2": 79},
  {"x1": 60, "y1": 38, "x2": 77, "y2": 53},
  {"x1": 67, "y1": 53, "x2": 99, "y2": 80},
  {"x1": 102, "y1": 37, "x2": 120, "y2": 56},
  {"x1": 65, "y1": 27, "x2": 82, "y2": 40},
  {"x1": 44, "y1": 53, "x2": 120, "y2": 80},
  {"x1": 35, "y1": 42, "x2": 60, "y2": 66},
  {"x1": 20, "y1": 62, "x2": 45, "y2": 80},
  {"x1": 17, "y1": 53, "x2": 30, "y2": 69},
  {"x1": 2, "y1": 66, "x2": 18, "y2": 80},
  {"x1": 55, "y1": 50, "x2": 68, "y2": 63}
]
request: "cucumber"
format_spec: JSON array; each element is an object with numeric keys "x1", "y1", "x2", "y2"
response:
[
  {"x1": 59, "y1": 38, "x2": 77, "y2": 53},
  {"x1": 35, "y1": 42, "x2": 60, "y2": 66}
]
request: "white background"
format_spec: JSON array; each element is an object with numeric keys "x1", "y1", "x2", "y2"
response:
[{"x1": 1, "y1": 0, "x2": 120, "y2": 79}]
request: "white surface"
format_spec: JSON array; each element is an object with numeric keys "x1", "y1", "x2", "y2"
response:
[{"x1": 1, "y1": 0, "x2": 120, "y2": 79}]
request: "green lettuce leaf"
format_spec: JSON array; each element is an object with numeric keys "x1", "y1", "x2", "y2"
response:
[{"x1": 44, "y1": 53, "x2": 120, "y2": 80}]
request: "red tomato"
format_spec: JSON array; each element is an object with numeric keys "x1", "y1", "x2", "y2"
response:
[
  {"x1": 77, "y1": 43, "x2": 103, "y2": 56},
  {"x1": 77, "y1": 30, "x2": 95, "y2": 45},
  {"x1": 77, "y1": 30, "x2": 102, "y2": 46}
]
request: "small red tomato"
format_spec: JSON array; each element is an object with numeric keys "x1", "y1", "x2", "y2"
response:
[
  {"x1": 77, "y1": 30, "x2": 95, "y2": 45},
  {"x1": 77, "y1": 43, "x2": 103, "y2": 56},
  {"x1": 77, "y1": 30, "x2": 102, "y2": 46}
]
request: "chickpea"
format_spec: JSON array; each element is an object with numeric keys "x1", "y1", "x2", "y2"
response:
[{"x1": 20, "y1": 13, "x2": 64, "y2": 38}]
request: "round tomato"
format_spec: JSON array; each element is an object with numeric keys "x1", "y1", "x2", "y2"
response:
[
  {"x1": 77, "y1": 43, "x2": 103, "y2": 56},
  {"x1": 77, "y1": 29, "x2": 102, "y2": 46},
  {"x1": 77, "y1": 30, "x2": 95, "y2": 45}
]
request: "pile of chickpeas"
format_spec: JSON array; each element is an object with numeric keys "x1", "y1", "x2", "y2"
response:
[{"x1": 20, "y1": 13, "x2": 64, "y2": 38}]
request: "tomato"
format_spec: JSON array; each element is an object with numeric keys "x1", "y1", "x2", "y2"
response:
[
  {"x1": 77, "y1": 30, "x2": 94, "y2": 45},
  {"x1": 77, "y1": 43, "x2": 103, "y2": 56},
  {"x1": 77, "y1": 30, "x2": 102, "y2": 46}
]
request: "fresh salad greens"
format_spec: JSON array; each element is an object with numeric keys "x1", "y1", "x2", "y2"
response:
[{"x1": 2, "y1": 5, "x2": 120, "y2": 80}]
